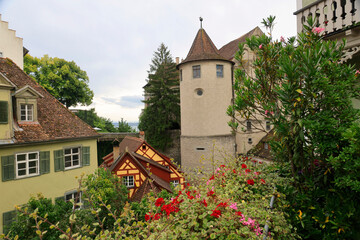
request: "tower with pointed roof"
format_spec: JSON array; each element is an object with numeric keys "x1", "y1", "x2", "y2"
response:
[
  {"x1": 177, "y1": 20, "x2": 236, "y2": 170},
  {"x1": 177, "y1": 20, "x2": 270, "y2": 170}
]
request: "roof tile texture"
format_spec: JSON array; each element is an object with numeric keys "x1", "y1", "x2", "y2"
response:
[{"x1": 0, "y1": 58, "x2": 99, "y2": 143}]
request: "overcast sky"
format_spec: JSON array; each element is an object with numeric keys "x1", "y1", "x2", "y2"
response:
[{"x1": 0, "y1": 0, "x2": 297, "y2": 122}]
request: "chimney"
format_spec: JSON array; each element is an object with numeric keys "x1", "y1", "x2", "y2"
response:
[
  {"x1": 112, "y1": 139, "x2": 120, "y2": 159},
  {"x1": 139, "y1": 131, "x2": 145, "y2": 140},
  {"x1": 176, "y1": 57, "x2": 179, "y2": 65}
]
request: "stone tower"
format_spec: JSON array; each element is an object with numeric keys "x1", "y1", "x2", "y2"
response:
[{"x1": 177, "y1": 22, "x2": 235, "y2": 171}]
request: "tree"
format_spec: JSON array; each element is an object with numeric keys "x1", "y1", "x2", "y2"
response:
[
  {"x1": 24, "y1": 54, "x2": 94, "y2": 107},
  {"x1": 118, "y1": 118, "x2": 134, "y2": 132},
  {"x1": 227, "y1": 16, "x2": 360, "y2": 238},
  {"x1": 138, "y1": 43, "x2": 180, "y2": 150},
  {"x1": 75, "y1": 108, "x2": 116, "y2": 132}
]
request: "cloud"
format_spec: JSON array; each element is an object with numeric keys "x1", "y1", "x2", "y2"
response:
[{"x1": 102, "y1": 95, "x2": 143, "y2": 109}]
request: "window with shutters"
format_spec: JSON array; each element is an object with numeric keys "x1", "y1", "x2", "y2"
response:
[
  {"x1": 54, "y1": 146, "x2": 90, "y2": 172},
  {"x1": 15, "y1": 152, "x2": 39, "y2": 178},
  {"x1": 0, "y1": 101, "x2": 8, "y2": 124},
  {"x1": 1, "y1": 151, "x2": 49, "y2": 181}
]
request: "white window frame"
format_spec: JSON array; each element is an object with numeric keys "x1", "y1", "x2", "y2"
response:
[
  {"x1": 123, "y1": 175, "x2": 134, "y2": 188},
  {"x1": 192, "y1": 65, "x2": 201, "y2": 78},
  {"x1": 264, "y1": 142, "x2": 269, "y2": 150},
  {"x1": 171, "y1": 180, "x2": 179, "y2": 187},
  {"x1": 20, "y1": 104, "x2": 33, "y2": 121},
  {"x1": 15, "y1": 151, "x2": 39, "y2": 179},
  {"x1": 216, "y1": 65, "x2": 224, "y2": 78},
  {"x1": 65, "y1": 190, "x2": 82, "y2": 209},
  {"x1": 64, "y1": 147, "x2": 81, "y2": 170}
]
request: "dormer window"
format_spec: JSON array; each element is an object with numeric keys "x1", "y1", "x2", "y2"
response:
[
  {"x1": 14, "y1": 85, "x2": 43, "y2": 123},
  {"x1": 20, "y1": 104, "x2": 33, "y2": 121}
]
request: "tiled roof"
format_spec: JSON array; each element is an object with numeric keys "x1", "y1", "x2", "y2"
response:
[
  {"x1": 219, "y1": 27, "x2": 263, "y2": 60},
  {"x1": 119, "y1": 136, "x2": 143, "y2": 153},
  {"x1": 178, "y1": 28, "x2": 232, "y2": 67},
  {"x1": 249, "y1": 129, "x2": 275, "y2": 160},
  {"x1": 0, "y1": 58, "x2": 99, "y2": 144}
]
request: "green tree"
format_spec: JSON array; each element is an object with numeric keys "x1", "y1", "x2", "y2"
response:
[
  {"x1": 24, "y1": 54, "x2": 94, "y2": 108},
  {"x1": 75, "y1": 108, "x2": 116, "y2": 132},
  {"x1": 118, "y1": 118, "x2": 134, "y2": 132},
  {"x1": 138, "y1": 43, "x2": 180, "y2": 150},
  {"x1": 228, "y1": 16, "x2": 360, "y2": 238}
]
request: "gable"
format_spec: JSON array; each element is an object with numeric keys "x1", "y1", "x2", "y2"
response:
[
  {"x1": 14, "y1": 85, "x2": 43, "y2": 99},
  {"x1": 0, "y1": 72, "x2": 16, "y2": 89}
]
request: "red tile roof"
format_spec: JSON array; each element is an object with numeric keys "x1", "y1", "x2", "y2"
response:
[
  {"x1": 0, "y1": 58, "x2": 99, "y2": 144},
  {"x1": 178, "y1": 28, "x2": 233, "y2": 67},
  {"x1": 219, "y1": 27, "x2": 263, "y2": 60}
]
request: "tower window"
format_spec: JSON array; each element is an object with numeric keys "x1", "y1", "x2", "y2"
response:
[
  {"x1": 216, "y1": 65, "x2": 223, "y2": 78},
  {"x1": 246, "y1": 120, "x2": 251, "y2": 131},
  {"x1": 192, "y1": 65, "x2": 201, "y2": 78},
  {"x1": 266, "y1": 121, "x2": 271, "y2": 131},
  {"x1": 180, "y1": 69, "x2": 183, "y2": 81},
  {"x1": 248, "y1": 138, "x2": 253, "y2": 144}
]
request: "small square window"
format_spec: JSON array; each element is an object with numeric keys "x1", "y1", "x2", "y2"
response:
[
  {"x1": 216, "y1": 65, "x2": 223, "y2": 78},
  {"x1": 123, "y1": 175, "x2": 135, "y2": 188},
  {"x1": 192, "y1": 65, "x2": 201, "y2": 78},
  {"x1": 20, "y1": 104, "x2": 33, "y2": 121},
  {"x1": 171, "y1": 180, "x2": 179, "y2": 187}
]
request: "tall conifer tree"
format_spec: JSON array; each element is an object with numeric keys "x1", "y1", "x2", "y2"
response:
[{"x1": 138, "y1": 43, "x2": 180, "y2": 150}]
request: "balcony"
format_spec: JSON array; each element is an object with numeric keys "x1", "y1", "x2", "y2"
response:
[{"x1": 294, "y1": 0, "x2": 360, "y2": 36}]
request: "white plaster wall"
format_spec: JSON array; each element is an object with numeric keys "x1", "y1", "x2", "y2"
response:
[
  {"x1": 0, "y1": 15, "x2": 24, "y2": 69},
  {"x1": 180, "y1": 60, "x2": 233, "y2": 137}
]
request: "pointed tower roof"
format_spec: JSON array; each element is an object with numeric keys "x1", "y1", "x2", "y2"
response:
[{"x1": 178, "y1": 26, "x2": 233, "y2": 67}]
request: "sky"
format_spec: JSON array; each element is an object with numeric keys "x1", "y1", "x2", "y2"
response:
[{"x1": 0, "y1": 0, "x2": 297, "y2": 123}]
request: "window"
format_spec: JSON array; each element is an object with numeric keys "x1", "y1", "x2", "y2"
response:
[
  {"x1": 171, "y1": 180, "x2": 179, "y2": 187},
  {"x1": 0, "y1": 101, "x2": 8, "y2": 124},
  {"x1": 3, "y1": 210, "x2": 17, "y2": 234},
  {"x1": 54, "y1": 146, "x2": 90, "y2": 172},
  {"x1": 196, "y1": 147, "x2": 205, "y2": 151},
  {"x1": 264, "y1": 143, "x2": 269, "y2": 150},
  {"x1": 216, "y1": 65, "x2": 224, "y2": 78},
  {"x1": 192, "y1": 65, "x2": 201, "y2": 78},
  {"x1": 20, "y1": 104, "x2": 33, "y2": 121},
  {"x1": 266, "y1": 121, "x2": 271, "y2": 131},
  {"x1": 1, "y1": 152, "x2": 49, "y2": 182},
  {"x1": 64, "y1": 147, "x2": 80, "y2": 169},
  {"x1": 15, "y1": 152, "x2": 39, "y2": 178},
  {"x1": 123, "y1": 175, "x2": 134, "y2": 188},
  {"x1": 196, "y1": 88, "x2": 203, "y2": 96},
  {"x1": 180, "y1": 69, "x2": 183, "y2": 81},
  {"x1": 248, "y1": 138, "x2": 253, "y2": 144},
  {"x1": 246, "y1": 120, "x2": 252, "y2": 131},
  {"x1": 65, "y1": 191, "x2": 82, "y2": 209}
]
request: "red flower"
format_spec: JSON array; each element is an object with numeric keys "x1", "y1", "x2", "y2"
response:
[
  {"x1": 235, "y1": 211, "x2": 242, "y2": 216},
  {"x1": 211, "y1": 209, "x2": 222, "y2": 218},
  {"x1": 145, "y1": 213, "x2": 151, "y2": 221},
  {"x1": 245, "y1": 169, "x2": 251, "y2": 173},
  {"x1": 155, "y1": 198, "x2": 165, "y2": 207},
  {"x1": 209, "y1": 175, "x2": 215, "y2": 180},
  {"x1": 216, "y1": 202, "x2": 228, "y2": 209},
  {"x1": 261, "y1": 179, "x2": 266, "y2": 184},
  {"x1": 232, "y1": 169, "x2": 236, "y2": 174},
  {"x1": 201, "y1": 199, "x2": 208, "y2": 207},
  {"x1": 207, "y1": 190, "x2": 215, "y2": 196},
  {"x1": 247, "y1": 179, "x2": 255, "y2": 185},
  {"x1": 186, "y1": 191, "x2": 195, "y2": 199},
  {"x1": 254, "y1": 172, "x2": 260, "y2": 175},
  {"x1": 241, "y1": 164, "x2": 247, "y2": 169},
  {"x1": 153, "y1": 213, "x2": 161, "y2": 220},
  {"x1": 220, "y1": 164, "x2": 226, "y2": 168}
]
